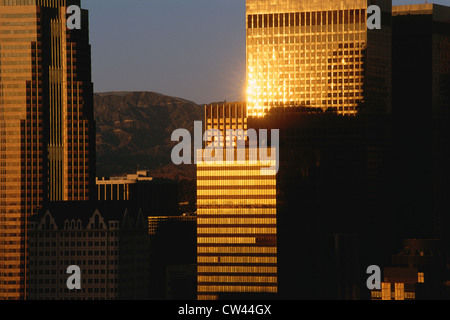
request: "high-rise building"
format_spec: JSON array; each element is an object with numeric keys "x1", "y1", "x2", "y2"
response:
[
  {"x1": 197, "y1": 146, "x2": 278, "y2": 300},
  {"x1": 197, "y1": 103, "x2": 278, "y2": 300},
  {"x1": 242, "y1": 0, "x2": 395, "y2": 299},
  {"x1": 0, "y1": 0, "x2": 95, "y2": 299},
  {"x1": 196, "y1": 0, "x2": 395, "y2": 300},
  {"x1": 391, "y1": 4, "x2": 450, "y2": 246},
  {"x1": 245, "y1": 0, "x2": 392, "y2": 117},
  {"x1": 249, "y1": 108, "x2": 393, "y2": 300}
]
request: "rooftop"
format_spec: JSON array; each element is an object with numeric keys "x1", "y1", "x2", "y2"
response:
[{"x1": 393, "y1": 3, "x2": 450, "y2": 21}]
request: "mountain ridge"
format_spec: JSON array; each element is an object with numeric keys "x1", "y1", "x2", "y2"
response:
[{"x1": 94, "y1": 91, "x2": 204, "y2": 204}]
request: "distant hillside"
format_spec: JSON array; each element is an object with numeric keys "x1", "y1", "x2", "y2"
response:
[{"x1": 94, "y1": 91, "x2": 204, "y2": 204}]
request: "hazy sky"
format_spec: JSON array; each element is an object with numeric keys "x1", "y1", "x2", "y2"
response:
[{"x1": 83, "y1": 0, "x2": 449, "y2": 104}]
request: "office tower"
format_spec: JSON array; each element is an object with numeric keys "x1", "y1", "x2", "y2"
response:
[
  {"x1": 245, "y1": 0, "x2": 392, "y2": 117},
  {"x1": 27, "y1": 201, "x2": 149, "y2": 300},
  {"x1": 96, "y1": 170, "x2": 179, "y2": 217},
  {"x1": 249, "y1": 108, "x2": 392, "y2": 299},
  {"x1": 0, "y1": 0, "x2": 95, "y2": 299},
  {"x1": 391, "y1": 4, "x2": 450, "y2": 247},
  {"x1": 197, "y1": 103, "x2": 278, "y2": 300},
  {"x1": 197, "y1": 147, "x2": 278, "y2": 300}
]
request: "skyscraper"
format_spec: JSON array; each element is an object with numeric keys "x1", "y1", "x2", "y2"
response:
[
  {"x1": 391, "y1": 3, "x2": 450, "y2": 247},
  {"x1": 196, "y1": 0, "x2": 394, "y2": 300},
  {"x1": 0, "y1": 0, "x2": 95, "y2": 299},
  {"x1": 197, "y1": 147, "x2": 278, "y2": 300},
  {"x1": 197, "y1": 103, "x2": 278, "y2": 300},
  {"x1": 245, "y1": 0, "x2": 392, "y2": 117}
]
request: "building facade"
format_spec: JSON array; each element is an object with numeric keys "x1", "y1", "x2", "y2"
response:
[
  {"x1": 204, "y1": 102, "x2": 247, "y2": 148},
  {"x1": 391, "y1": 4, "x2": 450, "y2": 248},
  {"x1": 245, "y1": 0, "x2": 392, "y2": 117},
  {"x1": 249, "y1": 108, "x2": 392, "y2": 299},
  {"x1": 198, "y1": 101, "x2": 279, "y2": 300},
  {"x1": 27, "y1": 201, "x2": 149, "y2": 300},
  {"x1": 197, "y1": 147, "x2": 278, "y2": 300},
  {"x1": 0, "y1": 0, "x2": 95, "y2": 299}
]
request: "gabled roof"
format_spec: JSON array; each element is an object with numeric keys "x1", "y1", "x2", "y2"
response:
[{"x1": 33, "y1": 200, "x2": 143, "y2": 229}]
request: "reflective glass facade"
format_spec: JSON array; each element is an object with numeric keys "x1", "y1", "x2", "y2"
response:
[
  {"x1": 246, "y1": 0, "x2": 392, "y2": 117},
  {"x1": 205, "y1": 103, "x2": 247, "y2": 148},
  {"x1": 0, "y1": 0, "x2": 94, "y2": 299},
  {"x1": 197, "y1": 148, "x2": 277, "y2": 300}
]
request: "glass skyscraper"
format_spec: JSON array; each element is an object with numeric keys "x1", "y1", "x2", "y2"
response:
[
  {"x1": 197, "y1": 146, "x2": 278, "y2": 300},
  {"x1": 197, "y1": 0, "x2": 394, "y2": 300},
  {"x1": 0, "y1": 0, "x2": 95, "y2": 299},
  {"x1": 246, "y1": 0, "x2": 392, "y2": 117},
  {"x1": 197, "y1": 103, "x2": 278, "y2": 300}
]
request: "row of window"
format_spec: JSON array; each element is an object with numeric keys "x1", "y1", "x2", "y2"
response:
[
  {"x1": 248, "y1": 33, "x2": 367, "y2": 47},
  {"x1": 198, "y1": 285, "x2": 277, "y2": 293},
  {"x1": 198, "y1": 227, "x2": 276, "y2": 235},
  {"x1": 30, "y1": 250, "x2": 119, "y2": 257},
  {"x1": 197, "y1": 199, "x2": 276, "y2": 206},
  {"x1": 197, "y1": 208, "x2": 276, "y2": 215},
  {"x1": 30, "y1": 268, "x2": 119, "y2": 275},
  {"x1": 201, "y1": 266, "x2": 276, "y2": 275},
  {"x1": 32, "y1": 234, "x2": 118, "y2": 239},
  {"x1": 197, "y1": 217, "x2": 276, "y2": 225},
  {"x1": 198, "y1": 189, "x2": 276, "y2": 196},
  {"x1": 28, "y1": 287, "x2": 118, "y2": 295},
  {"x1": 198, "y1": 246, "x2": 277, "y2": 254},
  {"x1": 198, "y1": 275, "x2": 277, "y2": 284},
  {"x1": 248, "y1": 10, "x2": 367, "y2": 29},
  {"x1": 198, "y1": 256, "x2": 277, "y2": 264}
]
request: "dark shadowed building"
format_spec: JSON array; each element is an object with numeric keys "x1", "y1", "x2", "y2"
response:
[
  {"x1": 391, "y1": 4, "x2": 450, "y2": 247},
  {"x1": 371, "y1": 239, "x2": 449, "y2": 300},
  {"x1": 27, "y1": 201, "x2": 149, "y2": 300},
  {"x1": 147, "y1": 215, "x2": 197, "y2": 300},
  {"x1": 96, "y1": 170, "x2": 179, "y2": 217},
  {"x1": 249, "y1": 108, "x2": 393, "y2": 300}
]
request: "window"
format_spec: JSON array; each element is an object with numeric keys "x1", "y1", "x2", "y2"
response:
[
  {"x1": 381, "y1": 282, "x2": 391, "y2": 300},
  {"x1": 394, "y1": 283, "x2": 405, "y2": 300},
  {"x1": 418, "y1": 272, "x2": 424, "y2": 283}
]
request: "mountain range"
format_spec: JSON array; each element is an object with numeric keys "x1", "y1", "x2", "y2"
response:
[{"x1": 94, "y1": 91, "x2": 205, "y2": 204}]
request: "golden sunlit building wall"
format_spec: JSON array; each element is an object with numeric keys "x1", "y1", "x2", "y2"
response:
[
  {"x1": 197, "y1": 103, "x2": 278, "y2": 300},
  {"x1": 0, "y1": 0, "x2": 95, "y2": 299},
  {"x1": 246, "y1": 0, "x2": 392, "y2": 117},
  {"x1": 197, "y1": 147, "x2": 278, "y2": 300},
  {"x1": 205, "y1": 102, "x2": 247, "y2": 148}
]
